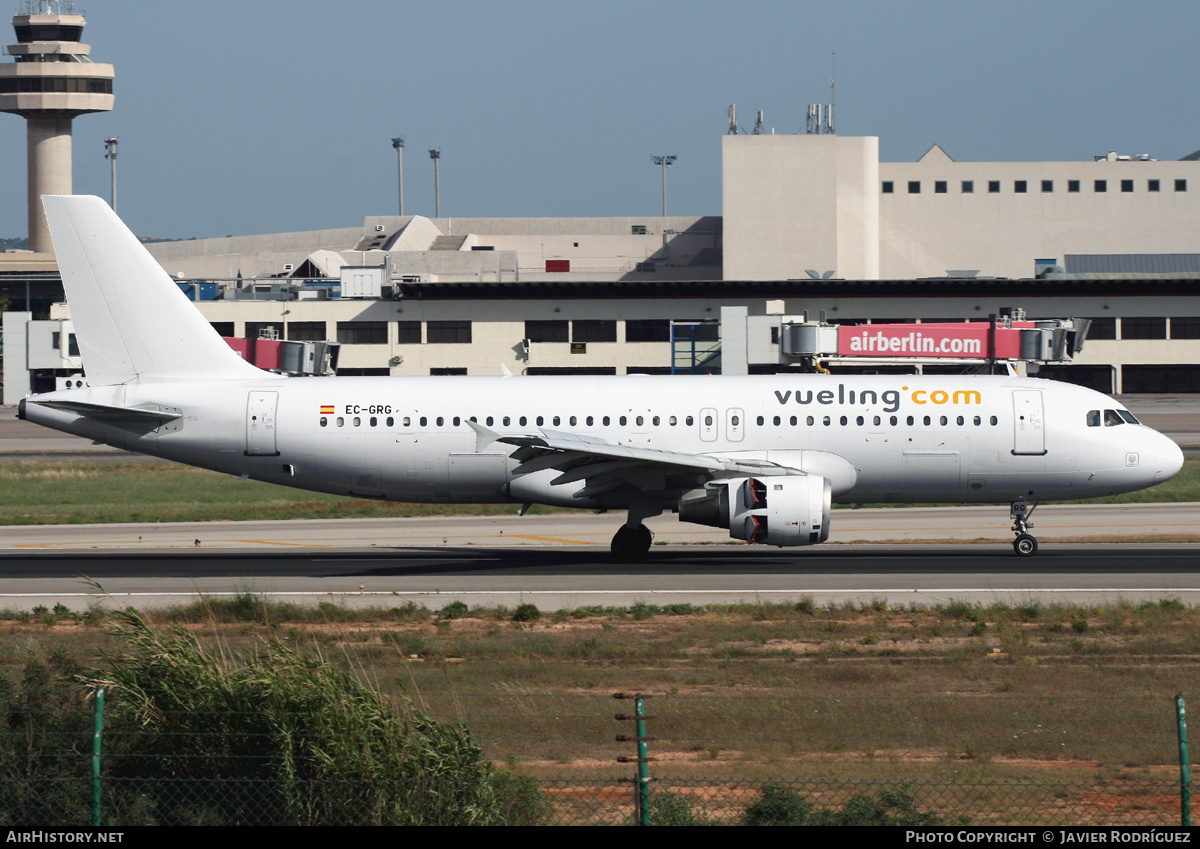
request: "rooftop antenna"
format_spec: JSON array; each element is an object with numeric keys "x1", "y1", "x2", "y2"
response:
[
  {"x1": 727, "y1": 104, "x2": 738, "y2": 134},
  {"x1": 829, "y1": 52, "x2": 836, "y2": 135},
  {"x1": 805, "y1": 55, "x2": 837, "y2": 135},
  {"x1": 752, "y1": 110, "x2": 764, "y2": 134}
]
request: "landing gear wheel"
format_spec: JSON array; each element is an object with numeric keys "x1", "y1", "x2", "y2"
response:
[
  {"x1": 611, "y1": 524, "x2": 653, "y2": 561},
  {"x1": 1013, "y1": 533, "x2": 1038, "y2": 557}
]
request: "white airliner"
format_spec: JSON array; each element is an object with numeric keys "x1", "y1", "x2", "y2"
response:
[{"x1": 18, "y1": 196, "x2": 1185, "y2": 557}]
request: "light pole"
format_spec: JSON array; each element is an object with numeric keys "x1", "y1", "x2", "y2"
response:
[
  {"x1": 391, "y1": 136, "x2": 404, "y2": 216},
  {"x1": 651, "y1": 154, "x2": 676, "y2": 217},
  {"x1": 429, "y1": 147, "x2": 441, "y2": 218},
  {"x1": 104, "y1": 137, "x2": 118, "y2": 212}
]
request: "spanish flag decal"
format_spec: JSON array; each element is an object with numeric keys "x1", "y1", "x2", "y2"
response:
[{"x1": 320, "y1": 405, "x2": 335, "y2": 415}]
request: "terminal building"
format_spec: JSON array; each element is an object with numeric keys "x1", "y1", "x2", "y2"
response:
[{"x1": 6, "y1": 131, "x2": 1200, "y2": 401}]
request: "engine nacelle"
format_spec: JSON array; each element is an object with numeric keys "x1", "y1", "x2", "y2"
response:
[{"x1": 678, "y1": 475, "x2": 832, "y2": 546}]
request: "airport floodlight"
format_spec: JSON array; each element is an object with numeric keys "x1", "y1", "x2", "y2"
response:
[
  {"x1": 429, "y1": 147, "x2": 442, "y2": 218},
  {"x1": 104, "y1": 137, "x2": 119, "y2": 212},
  {"x1": 651, "y1": 155, "x2": 677, "y2": 218},
  {"x1": 392, "y1": 136, "x2": 405, "y2": 215}
]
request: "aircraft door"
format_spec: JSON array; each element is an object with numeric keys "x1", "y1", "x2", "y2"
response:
[
  {"x1": 1012, "y1": 390, "x2": 1046, "y2": 455},
  {"x1": 245, "y1": 391, "x2": 279, "y2": 456},
  {"x1": 699, "y1": 407, "x2": 718, "y2": 442},
  {"x1": 726, "y1": 408, "x2": 745, "y2": 442}
]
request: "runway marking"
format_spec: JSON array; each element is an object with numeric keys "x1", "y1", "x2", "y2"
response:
[
  {"x1": 232, "y1": 539, "x2": 333, "y2": 548},
  {"x1": 506, "y1": 534, "x2": 594, "y2": 545}
]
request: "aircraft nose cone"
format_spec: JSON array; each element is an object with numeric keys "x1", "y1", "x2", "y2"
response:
[{"x1": 1156, "y1": 438, "x2": 1184, "y2": 482}]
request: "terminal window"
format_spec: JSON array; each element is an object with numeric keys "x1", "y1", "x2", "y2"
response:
[
  {"x1": 907, "y1": 181, "x2": 921, "y2": 194},
  {"x1": 1176, "y1": 179, "x2": 1188, "y2": 192},
  {"x1": 1041, "y1": 180, "x2": 1053, "y2": 193},
  {"x1": 336, "y1": 321, "x2": 387, "y2": 345},
  {"x1": 1121, "y1": 180, "x2": 1134, "y2": 193},
  {"x1": 287, "y1": 322, "x2": 327, "y2": 341},
  {"x1": 1148, "y1": 179, "x2": 1161, "y2": 192},
  {"x1": 525, "y1": 320, "x2": 569, "y2": 343},
  {"x1": 881, "y1": 181, "x2": 894, "y2": 193},
  {"x1": 427, "y1": 321, "x2": 472, "y2": 344},
  {"x1": 1171, "y1": 317, "x2": 1200, "y2": 339},
  {"x1": 1068, "y1": 180, "x2": 1081, "y2": 192},
  {"x1": 625, "y1": 319, "x2": 670, "y2": 343},
  {"x1": 1123, "y1": 365, "x2": 1200, "y2": 393},
  {"x1": 961, "y1": 180, "x2": 974, "y2": 193},
  {"x1": 395, "y1": 321, "x2": 421, "y2": 344},
  {"x1": 988, "y1": 181, "x2": 1000, "y2": 193},
  {"x1": 1121, "y1": 317, "x2": 1167, "y2": 340},
  {"x1": 1086, "y1": 317, "x2": 1116, "y2": 340},
  {"x1": 934, "y1": 181, "x2": 947, "y2": 193},
  {"x1": 1094, "y1": 180, "x2": 1107, "y2": 192},
  {"x1": 572, "y1": 320, "x2": 617, "y2": 343},
  {"x1": 1014, "y1": 181, "x2": 1027, "y2": 193}
]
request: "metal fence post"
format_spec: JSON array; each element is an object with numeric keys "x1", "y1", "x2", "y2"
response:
[
  {"x1": 615, "y1": 692, "x2": 655, "y2": 825},
  {"x1": 1177, "y1": 694, "x2": 1191, "y2": 827},
  {"x1": 92, "y1": 686, "x2": 105, "y2": 827}
]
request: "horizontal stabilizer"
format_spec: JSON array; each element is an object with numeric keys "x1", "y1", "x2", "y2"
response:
[{"x1": 30, "y1": 399, "x2": 183, "y2": 422}]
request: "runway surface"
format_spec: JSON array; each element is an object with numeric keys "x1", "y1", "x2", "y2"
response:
[{"x1": 0, "y1": 507, "x2": 1197, "y2": 611}]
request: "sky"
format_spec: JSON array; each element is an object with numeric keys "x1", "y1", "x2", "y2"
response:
[{"x1": 1, "y1": 0, "x2": 1198, "y2": 240}]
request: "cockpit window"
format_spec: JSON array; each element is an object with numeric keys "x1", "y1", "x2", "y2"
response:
[
  {"x1": 1103, "y1": 409, "x2": 1124, "y2": 427},
  {"x1": 1086, "y1": 410, "x2": 1100, "y2": 427},
  {"x1": 1118, "y1": 410, "x2": 1139, "y2": 424}
]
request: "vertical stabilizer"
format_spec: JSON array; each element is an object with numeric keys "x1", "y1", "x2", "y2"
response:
[{"x1": 43, "y1": 195, "x2": 262, "y2": 385}]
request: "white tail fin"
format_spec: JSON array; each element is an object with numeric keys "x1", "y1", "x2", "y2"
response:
[{"x1": 43, "y1": 195, "x2": 263, "y2": 385}]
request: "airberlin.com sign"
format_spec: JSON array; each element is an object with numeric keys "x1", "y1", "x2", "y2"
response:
[{"x1": 836, "y1": 323, "x2": 1022, "y2": 360}]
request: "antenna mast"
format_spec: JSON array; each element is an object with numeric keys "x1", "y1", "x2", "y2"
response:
[{"x1": 829, "y1": 52, "x2": 836, "y2": 135}]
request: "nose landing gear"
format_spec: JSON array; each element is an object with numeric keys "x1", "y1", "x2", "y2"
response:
[{"x1": 1010, "y1": 499, "x2": 1039, "y2": 556}]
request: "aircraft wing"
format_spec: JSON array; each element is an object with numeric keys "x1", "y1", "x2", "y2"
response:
[{"x1": 467, "y1": 420, "x2": 790, "y2": 499}]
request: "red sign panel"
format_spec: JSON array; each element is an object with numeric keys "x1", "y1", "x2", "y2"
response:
[{"x1": 836, "y1": 323, "x2": 1024, "y2": 359}]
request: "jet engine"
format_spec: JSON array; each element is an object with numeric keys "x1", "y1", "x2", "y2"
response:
[{"x1": 678, "y1": 475, "x2": 831, "y2": 546}]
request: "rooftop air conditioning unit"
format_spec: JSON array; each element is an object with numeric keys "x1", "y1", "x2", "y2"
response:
[
  {"x1": 375, "y1": 225, "x2": 386, "y2": 232},
  {"x1": 282, "y1": 263, "x2": 294, "y2": 272}
]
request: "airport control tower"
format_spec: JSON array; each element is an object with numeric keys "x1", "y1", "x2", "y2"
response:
[{"x1": 0, "y1": 1, "x2": 113, "y2": 254}]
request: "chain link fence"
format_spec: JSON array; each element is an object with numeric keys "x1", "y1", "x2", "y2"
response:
[{"x1": 0, "y1": 690, "x2": 1193, "y2": 826}]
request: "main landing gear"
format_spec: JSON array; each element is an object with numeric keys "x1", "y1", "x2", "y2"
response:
[
  {"x1": 1010, "y1": 499, "x2": 1039, "y2": 557},
  {"x1": 610, "y1": 499, "x2": 662, "y2": 562},
  {"x1": 611, "y1": 524, "x2": 653, "y2": 561}
]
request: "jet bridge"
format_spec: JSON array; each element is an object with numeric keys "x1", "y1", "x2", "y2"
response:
[{"x1": 716, "y1": 305, "x2": 1091, "y2": 374}]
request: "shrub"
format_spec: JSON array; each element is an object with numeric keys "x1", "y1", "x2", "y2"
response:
[
  {"x1": 437, "y1": 600, "x2": 469, "y2": 620},
  {"x1": 80, "y1": 610, "x2": 548, "y2": 825},
  {"x1": 647, "y1": 790, "x2": 707, "y2": 826},
  {"x1": 743, "y1": 782, "x2": 813, "y2": 825},
  {"x1": 512, "y1": 603, "x2": 541, "y2": 623}
]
